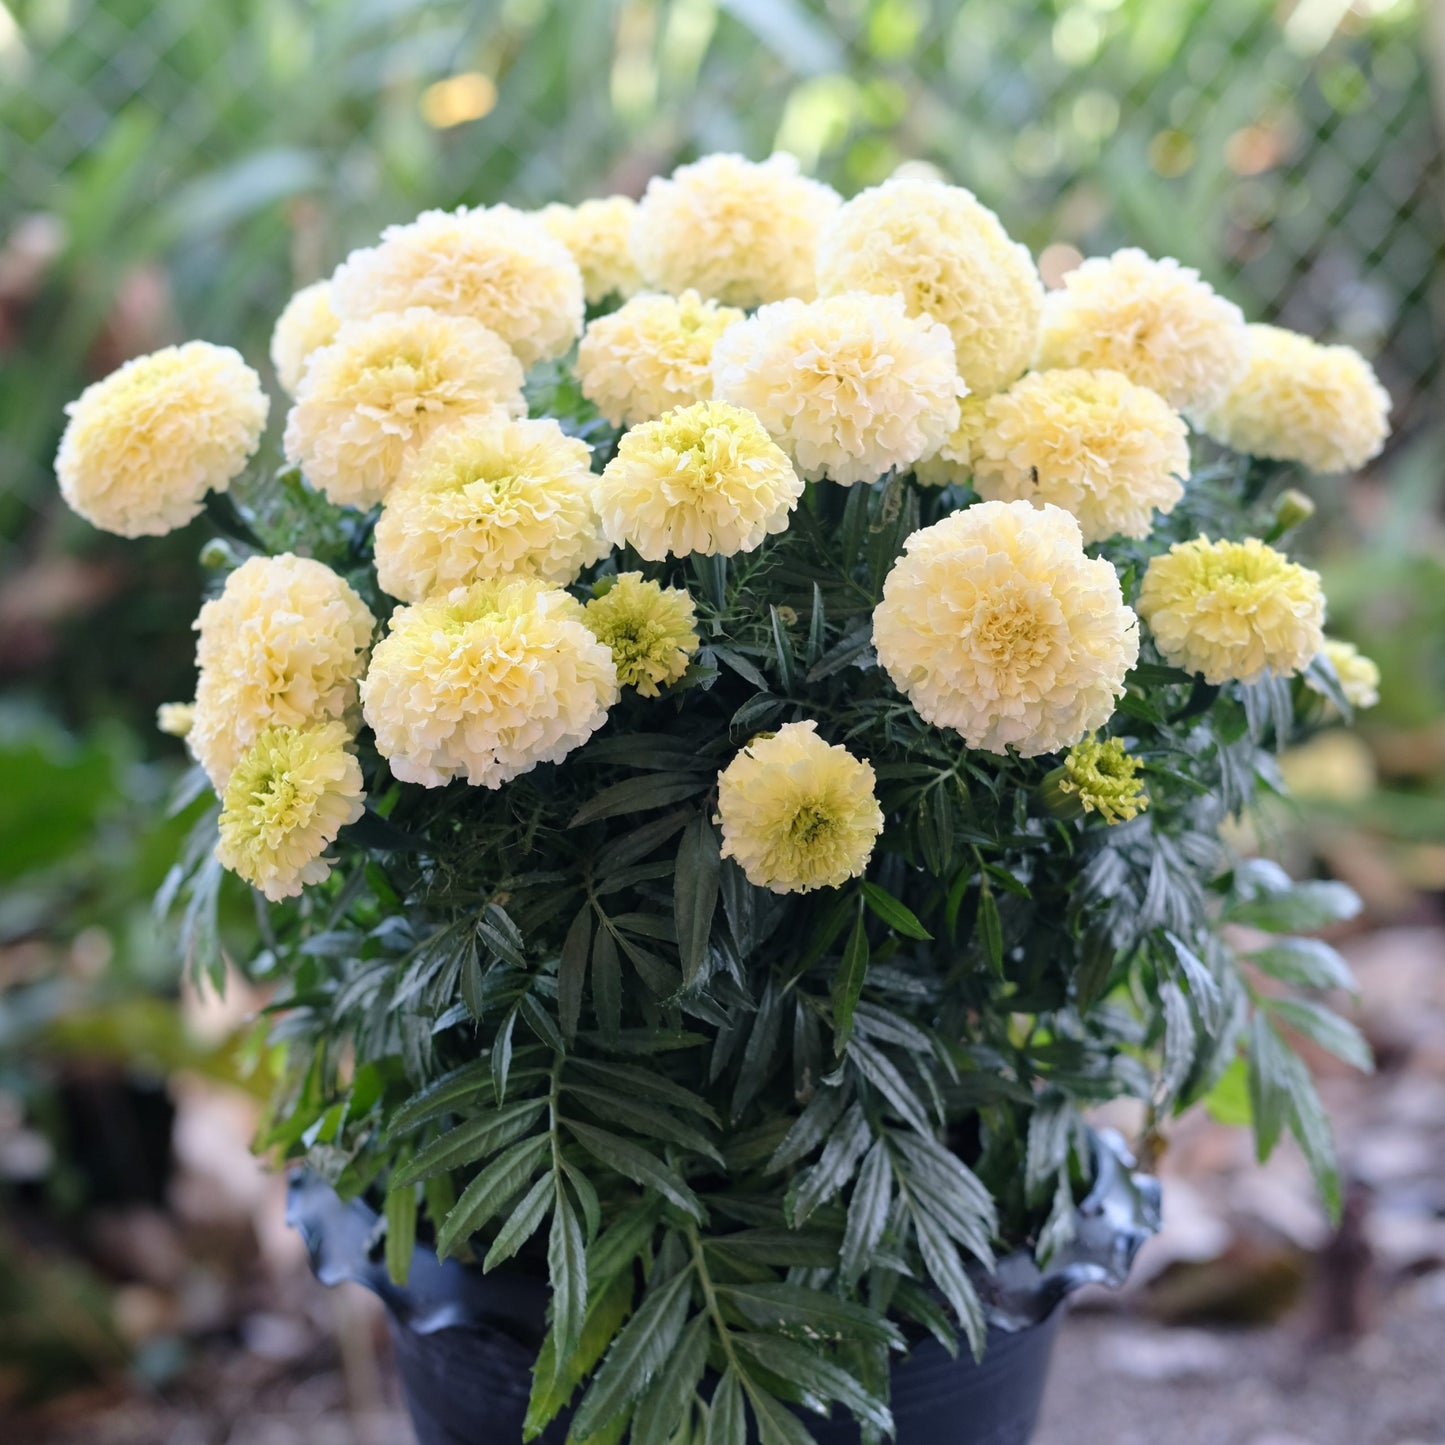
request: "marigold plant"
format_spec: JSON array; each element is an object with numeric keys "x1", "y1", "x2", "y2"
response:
[{"x1": 55, "y1": 151, "x2": 1387, "y2": 1443}]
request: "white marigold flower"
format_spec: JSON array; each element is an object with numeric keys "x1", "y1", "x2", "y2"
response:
[
  {"x1": 190, "y1": 554, "x2": 375, "y2": 790},
  {"x1": 1311, "y1": 638, "x2": 1380, "y2": 711},
  {"x1": 873, "y1": 500, "x2": 1139, "y2": 757},
  {"x1": 283, "y1": 308, "x2": 526, "y2": 509},
  {"x1": 631, "y1": 152, "x2": 840, "y2": 307},
  {"x1": 972, "y1": 369, "x2": 1190, "y2": 543},
  {"x1": 584, "y1": 573, "x2": 700, "y2": 698},
  {"x1": 538, "y1": 197, "x2": 643, "y2": 304},
  {"x1": 55, "y1": 342, "x2": 268, "y2": 538},
  {"x1": 913, "y1": 395, "x2": 994, "y2": 487},
  {"x1": 1196, "y1": 324, "x2": 1391, "y2": 473},
  {"x1": 710, "y1": 293, "x2": 963, "y2": 486},
  {"x1": 373, "y1": 415, "x2": 606, "y2": 601},
  {"x1": 1036, "y1": 248, "x2": 1249, "y2": 414},
  {"x1": 330, "y1": 205, "x2": 584, "y2": 367},
  {"x1": 361, "y1": 577, "x2": 619, "y2": 789},
  {"x1": 270, "y1": 281, "x2": 340, "y2": 396},
  {"x1": 816, "y1": 178, "x2": 1044, "y2": 395},
  {"x1": 577, "y1": 290, "x2": 743, "y2": 427},
  {"x1": 215, "y1": 721, "x2": 365, "y2": 902},
  {"x1": 595, "y1": 400, "x2": 803, "y2": 560},
  {"x1": 715, "y1": 721, "x2": 884, "y2": 894}
]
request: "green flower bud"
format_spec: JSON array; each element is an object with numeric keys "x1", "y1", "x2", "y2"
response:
[{"x1": 1042, "y1": 735, "x2": 1149, "y2": 826}]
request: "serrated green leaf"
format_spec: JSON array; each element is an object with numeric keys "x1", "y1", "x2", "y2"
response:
[
  {"x1": 911, "y1": 1208, "x2": 986, "y2": 1359},
  {"x1": 841, "y1": 1139, "x2": 892, "y2": 1285},
  {"x1": 786, "y1": 1101, "x2": 871, "y2": 1225},
  {"x1": 390, "y1": 1098, "x2": 547, "y2": 1187},
  {"x1": 565, "y1": 1120, "x2": 704, "y2": 1220},
  {"x1": 484, "y1": 1172, "x2": 553, "y2": 1270},
  {"x1": 733, "y1": 1334, "x2": 892, "y2": 1434},
  {"x1": 1247, "y1": 1013, "x2": 1291, "y2": 1160},
  {"x1": 493, "y1": 1007, "x2": 517, "y2": 1104},
  {"x1": 1266, "y1": 997, "x2": 1373, "y2": 1073},
  {"x1": 720, "y1": 1282, "x2": 903, "y2": 1347},
  {"x1": 831, "y1": 908, "x2": 870, "y2": 1052},
  {"x1": 384, "y1": 1181, "x2": 417, "y2": 1286},
  {"x1": 1024, "y1": 1097, "x2": 1072, "y2": 1201},
  {"x1": 630, "y1": 1314, "x2": 709, "y2": 1445},
  {"x1": 675, "y1": 813, "x2": 721, "y2": 988},
  {"x1": 767, "y1": 1084, "x2": 850, "y2": 1173},
  {"x1": 977, "y1": 880, "x2": 1003, "y2": 973},
  {"x1": 386, "y1": 1060, "x2": 494, "y2": 1139},
  {"x1": 1248, "y1": 937, "x2": 1358, "y2": 993},
  {"x1": 847, "y1": 1038, "x2": 932, "y2": 1135},
  {"x1": 478, "y1": 903, "x2": 527, "y2": 967},
  {"x1": 1226, "y1": 879, "x2": 1362, "y2": 932},
  {"x1": 526, "y1": 1270, "x2": 636, "y2": 1439},
  {"x1": 563, "y1": 1083, "x2": 723, "y2": 1164},
  {"x1": 571, "y1": 774, "x2": 711, "y2": 828},
  {"x1": 559, "y1": 907, "x2": 592, "y2": 1044},
  {"x1": 550, "y1": 1190, "x2": 588, "y2": 1362},
  {"x1": 593, "y1": 921, "x2": 622, "y2": 1043},
  {"x1": 706, "y1": 1370, "x2": 746, "y2": 1445},
  {"x1": 436, "y1": 1134, "x2": 550, "y2": 1259},
  {"x1": 746, "y1": 1385, "x2": 817, "y2": 1445},
  {"x1": 569, "y1": 1060, "x2": 720, "y2": 1126}
]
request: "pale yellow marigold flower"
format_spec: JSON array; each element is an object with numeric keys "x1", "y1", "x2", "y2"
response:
[
  {"x1": 361, "y1": 577, "x2": 618, "y2": 789},
  {"x1": 190, "y1": 554, "x2": 375, "y2": 790},
  {"x1": 538, "y1": 197, "x2": 643, "y2": 304},
  {"x1": 584, "y1": 573, "x2": 699, "y2": 697},
  {"x1": 710, "y1": 294, "x2": 963, "y2": 486},
  {"x1": 1044, "y1": 735, "x2": 1149, "y2": 825},
  {"x1": 283, "y1": 308, "x2": 525, "y2": 509},
  {"x1": 215, "y1": 721, "x2": 365, "y2": 902},
  {"x1": 913, "y1": 395, "x2": 994, "y2": 487},
  {"x1": 373, "y1": 415, "x2": 605, "y2": 601},
  {"x1": 330, "y1": 205, "x2": 583, "y2": 367},
  {"x1": 56, "y1": 342, "x2": 268, "y2": 538},
  {"x1": 595, "y1": 400, "x2": 803, "y2": 560},
  {"x1": 577, "y1": 290, "x2": 743, "y2": 427},
  {"x1": 1036, "y1": 248, "x2": 1248, "y2": 414},
  {"x1": 715, "y1": 721, "x2": 884, "y2": 894},
  {"x1": 1136, "y1": 536, "x2": 1324, "y2": 685},
  {"x1": 156, "y1": 702, "x2": 195, "y2": 738},
  {"x1": 972, "y1": 369, "x2": 1190, "y2": 543},
  {"x1": 1197, "y1": 324, "x2": 1391, "y2": 473},
  {"x1": 631, "y1": 152, "x2": 840, "y2": 307},
  {"x1": 270, "y1": 281, "x2": 340, "y2": 395},
  {"x1": 816, "y1": 178, "x2": 1044, "y2": 396},
  {"x1": 873, "y1": 500, "x2": 1139, "y2": 757},
  {"x1": 1308, "y1": 638, "x2": 1381, "y2": 711}
]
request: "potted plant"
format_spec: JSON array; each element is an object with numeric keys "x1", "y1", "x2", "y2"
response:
[{"x1": 53, "y1": 155, "x2": 1390, "y2": 1444}]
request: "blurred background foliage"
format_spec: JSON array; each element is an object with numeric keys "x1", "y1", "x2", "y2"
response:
[{"x1": 0, "y1": 0, "x2": 1441, "y2": 1415}]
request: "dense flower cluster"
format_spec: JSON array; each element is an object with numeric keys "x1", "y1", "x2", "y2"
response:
[
  {"x1": 538, "y1": 197, "x2": 643, "y2": 304},
  {"x1": 1197, "y1": 324, "x2": 1391, "y2": 473},
  {"x1": 577, "y1": 290, "x2": 743, "y2": 427},
  {"x1": 1036, "y1": 249, "x2": 1249, "y2": 414},
  {"x1": 373, "y1": 415, "x2": 604, "y2": 600},
  {"x1": 283, "y1": 308, "x2": 526, "y2": 509},
  {"x1": 711, "y1": 293, "x2": 962, "y2": 485},
  {"x1": 1137, "y1": 536, "x2": 1325, "y2": 685},
  {"x1": 189, "y1": 553, "x2": 375, "y2": 790},
  {"x1": 972, "y1": 369, "x2": 1189, "y2": 542},
  {"x1": 361, "y1": 577, "x2": 618, "y2": 789},
  {"x1": 330, "y1": 205, "x2": 584, "y2": 367},
  {"x1": 56, "y1": 342, "x2": 268, "y2": 538},
  {"x1": 215, "y1": 722, "x2": 365, "y2": 901},
  {"x1": 816, "y1": 178, "x2": 1043, "y2": 396},
  {"x1": 873, "y1": 501, "x2": 1138, "y2": 756},
  {"x1": 716, "y1": 722, "x2": 884, "y2": 894},
  {"x1": 595, "y1": 401, "x2": 803, "y2": 560},
  {"x1": 631, "y1": 152, "x2": 839, "y2": 307},
  {"x1": 584, "y1": 573, "x2": 699, "y2": 697}
]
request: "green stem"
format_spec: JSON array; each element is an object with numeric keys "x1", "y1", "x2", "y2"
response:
[{"x1": 686, "y1": 1224, "x2": 744, "y2": 1380}]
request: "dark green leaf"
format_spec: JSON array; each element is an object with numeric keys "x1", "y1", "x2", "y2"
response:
[
  {"x1": 564, "y1": 1083, "x2": 723, "y2": 1164},
  {"x1": 384, "y1": 1181, "x2": 417, "y2": 1286},
  {"x1": 493, "y1": 1008, "x2": 517, "y2": 1104},
  {"x1": 675, "y1": 813, "x2": 721, "y2": 988},
  {"x1": 593, "y1": 922, "x2": 622, "y2": 1043},
  {"x1": 861, "y1": 882, "x2": 933, "y2": 941},
  {"x1": 549, "y1": 1190, "x2": 587, "y2": 1361},
  {"x1": 569, "y1": 1060, "x2": 720, "y2": 1125},
  {"x1": 386, "y1": 1060, "x2": 494, "y2": 1139},
  {"x1": 911, "y1": 1209, "x2": 986, "y2": 1358},
  {"x1": 1226, "y1": 880, "x2": 1362, "y2": 933},
  {"x1": 841, "y1": 1140, "x2": 892, "y2": 1285},
  {"x1": 720, "y1": 1282, "x2": 903, "y2": 1347},
  {"x1": 767, "y1": 1084, "x2": 849, "y2": 1173},
  {"x1": 558, "y1": 907, "x2": 592, "y2": 1044},
  {"x1": 831, "y1": 908, "x2": 870, "y2": 1052},
  {"x1": 848, "y1": 1038, "x2": 932, "y2": 1135},
  {"x1": 631, "y1": 1314, "x2": 709, "y2": 1445},
  {"x1": 478, "y1": 904, "x2": 527, "y2": 967},
  {"x1": 484, "y1": 1173, "x2": 553, "y2": 1270},
  {"x1": 571, "y1": 774, "x2": 711, "y2": 827},
  {"x1": 391, "y1": 1099, "x2": 546, "y2": 1187},
  {"x1": 747, "y1": 1385, "x2": 819, "y2": 1445},
  {"x1": 707, "y1": 1370, "x2": 746, "y2": 1445},
  {"x1": 436, "y1": 1135, "x2": 550, "y2": 1258},
  {"x1": 565, "y1": 1120, "x2": 704, "y2": 1220},
  {"x1": 734, "y1": 1334, "x2": 892, "y2": 1434},
  {"x1": 1266, "y1": 998, "x2": 1373, "y2": 1073},
  {"x1": 1249, "y1": 938, "x2": 1357, "y2": 993},
  {"x1": 1247, "y1": 1014, "x2": 1291, "y2": 1161},
  {"x1": 977, "y1": 881, "x2": 1003, "y2": 973}
]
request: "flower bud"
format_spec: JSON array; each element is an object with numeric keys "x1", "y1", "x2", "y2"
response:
[{"x1": 1271, "y1": 487, "x2": 1316, "y2": 536}]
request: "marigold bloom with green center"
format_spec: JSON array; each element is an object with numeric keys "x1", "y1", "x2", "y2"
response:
[
  {"x1": 215, "y1": 722, "x2": 365, "y2": 902},
  {"x1": 1136, "y1": 536, "x2": 1324, "y2": 686},
  {"x1": 1307, "y1": 638, "x2": 1381, "y2": 712},
  {"x1": 374, "y1": 415, "x2": 605, "y2": 600},
  {"x1": 595, "y1": 400, "x2": 803, "y2": 560},
  {"x1": 584, "y1": 574, "x2": 699, "y2": 698},
  {"x1": 715, "y1": 721, "x2": 884, "y2": 894},
  {"x1": 361, "y1": 577, "x2": 618, "y2": 789},
  {"x1": 1045, "y1": 735, "x2": 1149, "y2": 825},
  {"x1": 56, "y1": 342, "x2": 268, "y2": 538}
]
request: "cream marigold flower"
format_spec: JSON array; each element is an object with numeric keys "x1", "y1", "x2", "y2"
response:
[
  {"x1": 632, "y1": 152, "x2": 840, "y2": 307},
  {"x1": 156, "y1": 702, "x2": 195, "y2": 738},
  {"x1": 873, "y1": 500, "x2": 1138, "y2": 757},
  {"x1": 715, "y1": 721, "x2": 884, "y2": 894},
  {"x1": 215, "y1": 721, "x2": 365, "y2": 902},
  {"x1": 1036, "y1": 249, "x2": 1248, "y2": 414},
  {"x1": 972, "y1": 369, "x2": 1189, "y2": 543},
  {"x1": 595, "y1": 400, "x2": 803, "y2": 560},
  {"x1": 190, "y1": 554, "x2": 375, "y2": 790},
  {"x1": 1197, "y1": 324, "x2": 1391, "y2": 473},
  {"x1": 361, "y1": 577, "x2": 618, "y2": 789},
  {"x1": 283, "y1": 308, "x2": 525, "y2": 509},
  {"x1": 270, "y1": 281, "x2": 340, "y2": 395},
  {"x1": 538, "y1": 197, "x2": 643, "y2": 304},
  {"x1": 913, "y1": 395, "x2": 994, "y2": 487},
  {"x1": 373, "y1": 415, "x2": 605, "y2": 601},
  {"x1": 1136, "y1": 536, "x2": 1325, "y2": 685},
  {"x1": 710, "y1": 294, "x2": 962, "y2": 486},
  {"x1": 584, "y1": 573, "x2": 699, "y2": 697},
  {"x1": 56, "y1": 342, "x2": 268, "y2": 538},
  {"x1": 816, "y1": 178, "x2": 1044, "y2": 396},
  {"x1": 1044, "y1": 735, "x2": 1149, "y2": 825},
  {"x1": 330, "y1": 205, "x2": 583, "y2": 367},
  {"x1": 577, "y1": 290, "x2": 743, "y2": 427},
  {"x1": 1308, "y1": 637, "x2": 1381, "y2": 711}
]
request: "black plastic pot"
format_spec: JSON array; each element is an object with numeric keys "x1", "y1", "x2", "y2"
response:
[{"x1": 289, "y1": 1133, "x2": 1158, "y2": 1445}]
